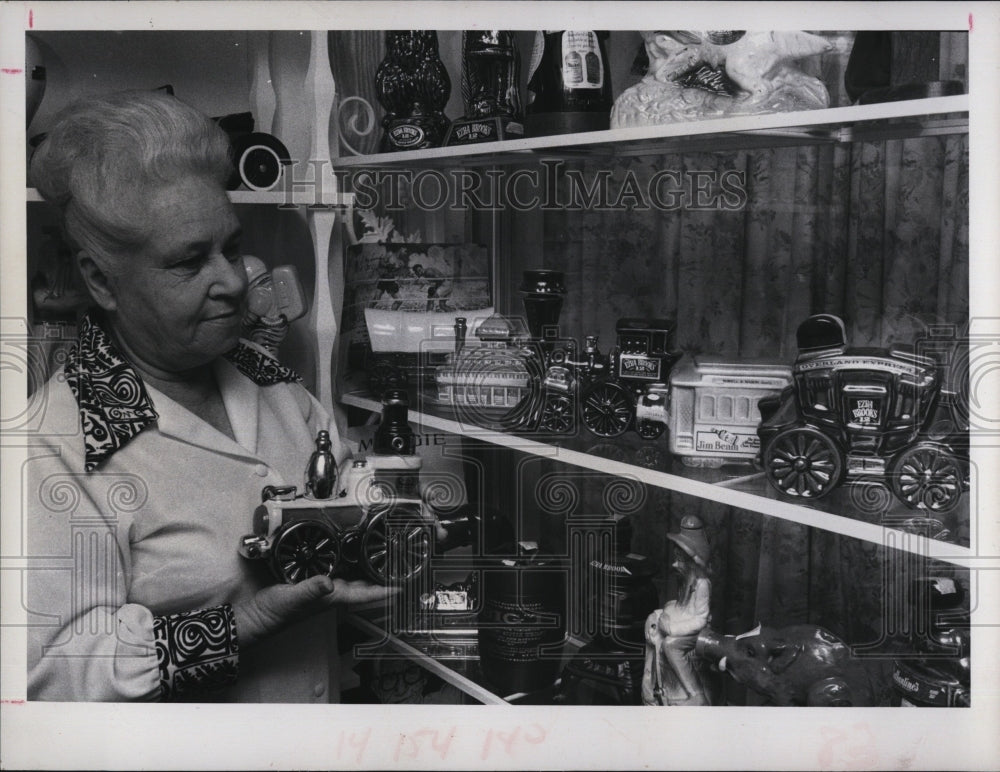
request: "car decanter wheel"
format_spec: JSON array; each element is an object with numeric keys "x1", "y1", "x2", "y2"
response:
[
  {"x1": 889, "y1": 443, "x2": 965, "y2": 513},
  {"x1": 271, "y1": 520, "x2": 341, "y2": 584},
  {"x1": 763, "y1": 426, "x2": 843, "y2": 499},
  {"x1": 360, "y1": 506, "x2": 432, "y2": 585},
  {"x1": 582, "y1": 381, "x2": 634, "y2": 437}
]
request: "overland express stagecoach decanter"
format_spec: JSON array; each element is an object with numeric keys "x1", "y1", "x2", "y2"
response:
[{"x1": 757, "y1": 314, "x2": 969, "y2": 512}]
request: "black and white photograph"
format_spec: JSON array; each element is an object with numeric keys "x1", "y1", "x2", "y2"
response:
[{"x1": 0, "y1": 2, "x2": 998, "y2": 769}]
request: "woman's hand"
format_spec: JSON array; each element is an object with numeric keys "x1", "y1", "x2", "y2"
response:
[{"x1": 233, "y1": 576, "x2": 400, "y2": 649}]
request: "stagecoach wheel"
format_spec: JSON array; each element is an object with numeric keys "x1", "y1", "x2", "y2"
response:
[
  {"x1": 271, "y1": 521, "x2": 341, "y2": 584},
  {"x1": 889, "y1": 444, "x2": 965, "y2": 513},
  {"x1": 359, "y1": 507, "x2": 432, "y2": 585},
  {"x1": 582, "y1": 381, "x2": 633, "y2": 438},
  {"x1": 636, "y1": 420, "x2": 664, "y2": 440},
  {"x1": 540, "y1": 394, "x2": 574, "y2": 433},
  {"x1": 763, "y1": 427, "x2": 843, "y2": 500}
]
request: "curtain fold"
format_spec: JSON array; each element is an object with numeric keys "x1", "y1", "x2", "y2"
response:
[{"x1": 523, "y1": 130, "x2": 968, "y2": 705}]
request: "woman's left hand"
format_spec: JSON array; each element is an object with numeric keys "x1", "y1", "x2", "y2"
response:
[{"x1": 234, "y1": 575, "x2": 399, "y2": 649}]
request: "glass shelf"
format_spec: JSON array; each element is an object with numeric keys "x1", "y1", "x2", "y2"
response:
[
  {"x1": 26, "y1": 188, "x2": 355, "y2": 206},
  {"x1": 340, "y1": 389, "x2": 973, "y2": 566},
  {"x1": 346, "y1": 601, "x2": 586, "y2": 706},
  {"x1": 332, "y1": 95, "x2": 968, "y2": 169}
]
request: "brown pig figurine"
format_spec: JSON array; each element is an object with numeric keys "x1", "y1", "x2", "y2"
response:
[{"x1": 695, "y1": 624, "x2": 876, "y2": 706}]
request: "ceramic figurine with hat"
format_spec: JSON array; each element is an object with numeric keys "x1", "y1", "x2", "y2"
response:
[{"x1": 641, "y1": 514, "x2": 714, "y2": 705}]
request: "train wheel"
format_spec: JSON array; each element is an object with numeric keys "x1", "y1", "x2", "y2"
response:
[
  {"x1": 271, "y1": 521, "x2": 341, "y2": 584},
  {"x1": 582, "y1": 381, "x2": 633, "y2": 437},
  {"x1": 763, "y1": 427, "x2": 843, "y2": 499},
  {"x1": 360, "y1": 506, "x2": 432, "y2": 585},
  {"x1": 541, "y1": 394, "x2": 574, "y2": 433},
  {"x1": 636, "y1": 420, "x2": 664, "y2": 440},
  {"x1": 889, "y1": 443, "x2": 964, "y2": 513}
]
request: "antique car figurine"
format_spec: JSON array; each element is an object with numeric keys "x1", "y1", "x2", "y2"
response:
[
  {"x1": 238, "y1": 457, "x2": 428, "y2": 585},
  {"x1": 239, "y1": 391, "x2": 463, "y2": 585},
  {"x1": 238, "y1": 391, "x2": 428, "y2": 585},
  {"x1": 757, "y1": 314, "x2": 969, "y2": 512}
]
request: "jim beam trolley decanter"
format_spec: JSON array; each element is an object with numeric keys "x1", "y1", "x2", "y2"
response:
[
  {"x1": 664, "y1": 355, "x2": 793, "y2": 466},
  {"x1": 757, "y1": 314, "x2": 969, "y2": 511}
]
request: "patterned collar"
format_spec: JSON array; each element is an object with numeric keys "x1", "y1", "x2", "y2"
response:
[{"x1": 64, "y1": 312, "x2": 301, "y2": 472}]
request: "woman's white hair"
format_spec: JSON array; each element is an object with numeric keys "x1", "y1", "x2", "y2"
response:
[{"x1": 31, "y1": 90, "x2": 232, "y2": 262}]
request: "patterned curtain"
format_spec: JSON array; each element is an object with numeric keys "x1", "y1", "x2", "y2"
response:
[
  {"x1": 537, "y1": 133, "x2": 969, "y2": 359},
  {"x1": 505, "y1": 128, "x2": 969, "y2": 706}
]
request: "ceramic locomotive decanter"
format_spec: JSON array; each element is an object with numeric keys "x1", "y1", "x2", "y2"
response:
[
  {"x1": 757, "y1": 314, "x2": 969, "y2": 512},
  {"x1": 580, "y1": 318, "x2": 683, "y2": 438}
]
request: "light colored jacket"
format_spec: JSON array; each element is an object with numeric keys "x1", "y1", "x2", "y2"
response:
[{"x1": 26, "y1": 320, "x2": 353, "y2": 702}]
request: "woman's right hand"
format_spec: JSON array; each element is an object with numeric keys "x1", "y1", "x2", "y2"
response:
[{"x1": 233, "y1": 576, "x2": 400, "y2": 649}]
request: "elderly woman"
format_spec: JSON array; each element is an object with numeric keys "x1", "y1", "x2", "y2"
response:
[{"x1": 27, "y1": 90, "x2": 396, "y2": 702}]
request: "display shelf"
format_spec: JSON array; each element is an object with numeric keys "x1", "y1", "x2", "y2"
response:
[
  {"x1": 346, "y1": 606, "x2": 507, "y2": 705},
  {"x1": 331, "y1": 95, "x2": 969, "y2": 169},
  {"x1": 341, "y1": 389, "x2": 973, "y2": 567},
  {"x1": 26, "y1": 187, "x2": 354, "y2": 207},
  {"x1": 346, "y1": 602, "x2": 585, "y2": 705}
]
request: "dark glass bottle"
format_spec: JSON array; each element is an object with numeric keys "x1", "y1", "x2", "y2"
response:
[
  {"x1": 373, "y1": 388, "x2": 416, "y2": 456},
  {"x1": 375, "y1": 31, "x2": 452, "y2": 151},
  {"x1": 304, "y1": 430, "x2": 337, "y2": 499},
  {"x1": 524, "y1": 31, "x2": 613, "y2": 136},
  {"x1": 554, "y1": 515, "x2": 660, "y2": 705}
]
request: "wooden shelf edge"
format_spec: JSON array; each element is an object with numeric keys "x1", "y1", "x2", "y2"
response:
[
  {"x1": 332, "y1": 95, "x2": 970, "y2": 169},
  {"x1": 340, "y1": 390, "x2": 973, "y2": 566}
]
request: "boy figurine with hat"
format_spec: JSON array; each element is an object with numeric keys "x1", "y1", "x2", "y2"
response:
[{"x1": 642, "y1": 514, "x2": 713, "y2": 705}]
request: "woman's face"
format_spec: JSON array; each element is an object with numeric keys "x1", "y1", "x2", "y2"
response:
[{"x1": 106, "y1": 176, "x2": 246, "y2": 374}]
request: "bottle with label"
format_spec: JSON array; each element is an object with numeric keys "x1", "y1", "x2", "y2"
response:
[
  {"x1": 554, "y1": 515, "x2": 660, "y2": 705},
  {"x1": 375, "y1": 31, "x2": 452, "y2": 151},
  {"x1": 524, "y1": 31, "x2": 613, "y2": 136}
]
